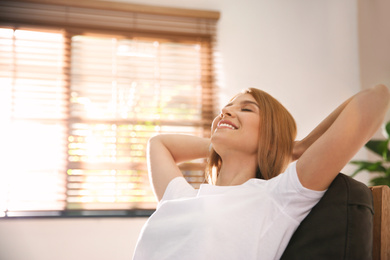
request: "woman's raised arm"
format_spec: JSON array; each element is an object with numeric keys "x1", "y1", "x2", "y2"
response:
[
  {"x1": 295, "y1": 84, "x2": 390, "y2": 191},
  {"x1": 147, "y1": 134, "x2": 210, "y2": 201}
]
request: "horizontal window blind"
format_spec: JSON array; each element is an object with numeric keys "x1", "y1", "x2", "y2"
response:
[
  {"x1": 0, "y1": 0, "x2": 219, "y2": 217},
  {"x1": 0, "y1": 28, "x2": 68, "y2": 215}
]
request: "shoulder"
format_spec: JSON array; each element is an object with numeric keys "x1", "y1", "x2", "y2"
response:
[
  {"x1": 266, "y1": 162, "x2": 326, "y2": 200},
  {"x1": 159, "y1": 177, "x2": 197, "y2": 204}
]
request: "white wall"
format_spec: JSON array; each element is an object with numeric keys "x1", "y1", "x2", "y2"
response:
[
  {"x1": 2, "y1": 0, "x2": 388, "y2": 259},
  {"x1": 0, "y1": 218, "x2": 146, "y2": 260},
  {"x1": 358, "y1": 0, "x2": 390, "y2": 131},
  {"x1": 358, "y1": 0, "x2": 390, "y2": 90},
  {"x1": 216, "y1": 0, "x2": 361, "y2": 140}
]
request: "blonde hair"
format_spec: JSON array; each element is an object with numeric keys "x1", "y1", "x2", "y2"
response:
[{"x1": 205, "y1": 88, "x2": 297, "y2": 184}]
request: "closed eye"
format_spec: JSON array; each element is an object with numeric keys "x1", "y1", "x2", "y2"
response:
[{"x1": 241, "y1": 108, "x2": 253, "y2": 112}]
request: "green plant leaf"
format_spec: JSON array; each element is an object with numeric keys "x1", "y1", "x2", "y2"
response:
[
  {"x1": 386, "y1": 121, "x2": 390, "y2": 138},
  {"x1": 350, "y1": 161, "x2": 386, "y2": 177},
  {"x1": 370, "y1": 176, "x2": 390, "y2": 186},
  {"x1": 365, "y1": 140, "x2": 390, "y2": 161}
]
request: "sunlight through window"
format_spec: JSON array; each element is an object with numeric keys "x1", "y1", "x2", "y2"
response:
[
  {"x1": 0, "y1": 28, "x2": 67, "y2": 212},
  {"x1": 0, "y1": 9, "x2": 216, "y2": 215}
]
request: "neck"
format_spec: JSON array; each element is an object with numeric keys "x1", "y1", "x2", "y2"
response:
[{"x1": 215, "y1": 153, "x2": 258, "y2": 186}]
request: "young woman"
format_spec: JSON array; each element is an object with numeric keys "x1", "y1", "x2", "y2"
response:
[{"x1": 133, "y1": 85, "x2": 390, "y2": 260}]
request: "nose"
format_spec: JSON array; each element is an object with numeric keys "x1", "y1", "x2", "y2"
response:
[{"x1": 220, "y1": 106, "x2": 235, "y2": 118}]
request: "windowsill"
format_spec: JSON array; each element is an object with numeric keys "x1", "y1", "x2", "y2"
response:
[{"x1": 0, "y1": 210, "x2": 154, "y2": 219}]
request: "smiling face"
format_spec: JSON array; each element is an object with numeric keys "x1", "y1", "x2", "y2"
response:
[
  {"x1": 206, "y1": 88, "x2": 297, "y2": 183},
  {"x1": 211, "y1": 93, "x2": 261, "y2": 155}
]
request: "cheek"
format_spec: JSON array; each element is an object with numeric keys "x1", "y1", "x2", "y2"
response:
[
  {"x1": 247, "y1": 119, "x2": 261, "y2": 141},
  {"x1": 251, "y1": 121, "x2": 260, "y2": 133}
]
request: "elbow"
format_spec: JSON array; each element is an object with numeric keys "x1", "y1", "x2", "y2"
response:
[
  {"x1": 374, "y1": 84, "x2": 389, "y2": 92},
  {"x1": 364, "y1": 84, "x2": 390, "y2": 111},
  {"x1": 148, "y1": 134, "x2": 161, "y2": 143},
  {"x1": 377, "y1": 84, "x2": 390, "y2": 111},
  {"x1": 373, "y1": 84, "x2": 390, "y2": 104},
  {"x1": 358, "y1": 84, "x2": 390, "y2": 135},
  {"x1": 147, "y1": 134, "x2": 180, "y2": 163},
  {"x1": 147, "y1": 134, "x2": 163, "y2": 154}
]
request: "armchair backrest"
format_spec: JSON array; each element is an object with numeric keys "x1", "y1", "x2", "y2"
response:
[{"x1": 281, "y1": 173, "x2": 374, "y2": 259}]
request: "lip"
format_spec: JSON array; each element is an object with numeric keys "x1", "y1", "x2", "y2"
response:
[{"x1": 217, "y1": 119, "x2": 238, "y2": 130}]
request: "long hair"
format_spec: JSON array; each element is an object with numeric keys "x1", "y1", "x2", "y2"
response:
[{"x1": 205, "y1": 88, "x2": 297, "y2": 184}]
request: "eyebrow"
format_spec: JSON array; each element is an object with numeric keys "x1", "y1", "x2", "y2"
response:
[{"x1": 225, "y1": 100, "x2": 260, "y2": 108}]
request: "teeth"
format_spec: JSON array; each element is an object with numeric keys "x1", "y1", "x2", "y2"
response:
[{"x1": 219, "y1": 123, "x2": 236, "y2": 129}]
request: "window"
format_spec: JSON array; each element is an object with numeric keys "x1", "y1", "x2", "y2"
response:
[{"x1": 0, "y1": 0, "x2": 219, "y2": 217}]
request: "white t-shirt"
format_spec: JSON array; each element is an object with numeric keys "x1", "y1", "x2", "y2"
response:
[{"x1": 133, "y1": 162, "x2": 325, "y2": 260}]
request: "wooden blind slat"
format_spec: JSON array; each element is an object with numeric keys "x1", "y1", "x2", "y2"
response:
[
  {"x1": 6, "y1": 0, "x2": 220, "y2": 20},
  {"x1": 0, "y1": 1, "x2": 218, "y2": 36}
]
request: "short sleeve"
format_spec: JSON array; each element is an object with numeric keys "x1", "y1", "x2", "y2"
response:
[
  {"x1": 267, "y1": 162, "x2": 326, "y2": 220},
  {"x1": 158, "y1": 177, "x2": 197, "y2": 206}
]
